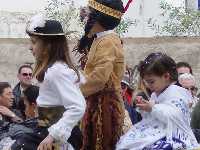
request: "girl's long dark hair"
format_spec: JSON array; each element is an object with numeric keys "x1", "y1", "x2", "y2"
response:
[{"x1": 31, "y1": 35, "x2": 80, "y2": 82}]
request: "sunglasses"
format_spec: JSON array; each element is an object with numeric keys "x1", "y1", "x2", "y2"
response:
[
  {"x1": 22, "y1": 73, "x2": 32, "y2": 77},
  {"x1": 185, "y1": 86, "x2": 196, "y2": 91}
]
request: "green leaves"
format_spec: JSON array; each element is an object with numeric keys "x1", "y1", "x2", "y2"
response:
[
  {"x1": 44, "y1": 0, "x2": 83, "y2": 39},
  {"x1": 45, "y1": 0, "x2": 136, "y2": 38},
  {"x1": 149, "y1": 1, "x2": 200, "y2": 36},
  {"x1": 115, "y1": 18, "x2": 136, "y2": 37}
]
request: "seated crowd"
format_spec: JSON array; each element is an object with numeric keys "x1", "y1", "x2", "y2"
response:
[{"x1": 1, "y1": 58, "x2": 200, "y2": 150}]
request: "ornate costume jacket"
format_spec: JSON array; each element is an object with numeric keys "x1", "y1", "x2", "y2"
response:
[{"x1": 81, "y1": 31, "x2": 125, "y2": 150}]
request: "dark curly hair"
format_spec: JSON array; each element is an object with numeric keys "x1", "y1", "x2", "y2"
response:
[
  {"x1": 138, "y1": 52, "x2": 178, "y2": 81},
  {"x1": 0, "y1": 82, "x2": 11, "y2": 95},
  {"x1": 23, "y1": 85, "x2": 39, "y2": 104}
]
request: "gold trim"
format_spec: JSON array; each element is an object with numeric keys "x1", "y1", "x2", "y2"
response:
[
  {"x1": 27, "y1": 30, "x2": 65, "y2": 36},
  {"x1": 88, "y1": 0, "x2": 123, "y2": 19}
]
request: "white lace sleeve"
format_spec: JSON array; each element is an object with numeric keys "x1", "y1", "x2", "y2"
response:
[{"x1": 47, "y1": 67, "x2": 86, "y2": 144}]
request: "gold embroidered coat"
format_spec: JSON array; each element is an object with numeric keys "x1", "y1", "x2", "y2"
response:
[{"x1": 81, "y1": 33, "x2": 125, "y2": 150}]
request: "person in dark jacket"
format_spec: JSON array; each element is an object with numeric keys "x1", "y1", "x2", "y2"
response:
[
  {"x1": 191, "y1": 101, "x2": 200, "y2": 143},
  {"x1": 0, "y1": 82, "x2": 22, "y2": 125},
  {"x1": 0, "y1": 85, "x2": 39, "y2": 150},
  {"x1": 13, "y1": 64, "x2": 33, "y2": 118}
]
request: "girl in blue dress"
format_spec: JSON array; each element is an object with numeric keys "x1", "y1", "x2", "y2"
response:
[{"x1": 116, "y1": 52, "x2": 199, "y2": 150}]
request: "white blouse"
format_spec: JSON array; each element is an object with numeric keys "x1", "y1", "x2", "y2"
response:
[{"x1": 37, "y1": 61, "x2": 86, "y2": 144}]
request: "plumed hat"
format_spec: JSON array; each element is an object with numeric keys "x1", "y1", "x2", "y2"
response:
[
  {"x1": 26, "y1": 14, "x2": 65, "y2": 36},
  {"x1": 88, "y1": 0, "x2": 134, "y2": 18},
  {"x1": 88, "y1": 0, "x2": 124, "y2": 19}
]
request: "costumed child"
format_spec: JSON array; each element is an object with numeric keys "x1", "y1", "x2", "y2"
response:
[
  {"x1": 116, "y1": 52, "x2": 199, "y2": 150},
  {"x1": 75, "y1": 0, "x2": 134, "y2": 149},
  {"x1": 11, "y1": 14, "x2": 86, "y2": 150}
]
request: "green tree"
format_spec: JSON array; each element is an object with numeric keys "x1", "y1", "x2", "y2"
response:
[
  {"x1": 161, "y1": 1, "x2": 200, "y2": 36},
  {"x1": 115, "y1": 17, "x2": 136, "y2": 37},
  {"x1": 45, "y1": 0, "x2": 82, "y2": 39},
  {"x1": 148, "y1": 1, "x2": 200, "y2": 36},
  {"x1": 45, "y1": 0, "x2": 135, "y2": 38}
]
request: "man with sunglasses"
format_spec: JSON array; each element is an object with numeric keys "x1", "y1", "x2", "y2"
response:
[{"x1": 13, "y1": 64, "x2": 33, "y2": 119}]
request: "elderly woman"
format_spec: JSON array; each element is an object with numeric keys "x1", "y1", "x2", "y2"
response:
[{"x1": 178, "y1": 73, "x2": 199, "y2": 109}]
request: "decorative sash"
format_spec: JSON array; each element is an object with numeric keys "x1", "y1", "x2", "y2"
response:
[
  {"x1": 37, "y1": 106, "x2": 66, "y2": 150},
  {"x1": 37, "y1": 106, "x2": 65, "y2": 127}
]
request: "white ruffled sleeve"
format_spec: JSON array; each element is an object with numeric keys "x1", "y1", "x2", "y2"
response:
[{"x1": 47, "y1": 67, "x2": 86, "y2": 144}]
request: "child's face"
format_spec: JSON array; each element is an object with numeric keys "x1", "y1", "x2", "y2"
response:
[
  {"x1": 29, "y1": 36, "x2": 44, "y2": 59},
  {"x1": 143, "y1": 73, "x2": 170, "y2": 95}
]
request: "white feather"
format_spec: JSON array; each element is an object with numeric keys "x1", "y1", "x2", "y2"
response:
[{"x1": 28, "y1": 14, "x2": 46, "y2": 32}]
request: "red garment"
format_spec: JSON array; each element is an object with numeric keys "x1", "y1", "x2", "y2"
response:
[
  {"x1": 124, "y1": 0, "x2": 134, "y2": 12},
  {"x1": 123, "y1": 90, "x2": 133, "y2": 105}
]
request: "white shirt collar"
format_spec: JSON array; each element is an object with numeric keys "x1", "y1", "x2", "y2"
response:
[
  {"x1": 96, "y1": 30, "x2": 115, "y2": 38},
  {"x1": 20, "y1": 84, "x2": 24, "y2": 92}
]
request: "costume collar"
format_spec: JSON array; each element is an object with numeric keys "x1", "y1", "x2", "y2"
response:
[{"x1": 96, "y1": 30, "x2": 115, "y2": 38}]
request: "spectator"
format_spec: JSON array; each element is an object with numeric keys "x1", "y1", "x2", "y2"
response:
[
  {"x1": 23, "y1": 85, "x2": 39, "y2": 119},
  {"x1": 0, "y1": 82, "x2": 22, "y2": 124},
  {"x1": 13, "y1": 64, "x2": 33, "y2": 118},
  {"x1": 176, "y1": 61, "x2": 193, "y2": 75},
  {"x1": 191, "y1": 101, "x2": 200, "y2": 143},
  {"x1": 178, "y1": 73, "x2": 199, "y2": 109},
  {"x1": 121, "y1": 74, "x2": 134, "y2": 130},
  {"x1": 121, "y1": 74, "x2": 132, "y2": 104},
  {"x1": 0, "y1": 85, "x2": 39, "y2": 150},
  {"x1": 0, "y1": 85, "x2": 39, "y2": 140}
]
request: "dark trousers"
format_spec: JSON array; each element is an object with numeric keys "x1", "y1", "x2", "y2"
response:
[{"x1": 193, "y1": 129, "x2": 200, "y2": 143}]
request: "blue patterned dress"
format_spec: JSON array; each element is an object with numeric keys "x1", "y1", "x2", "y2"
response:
[{"x1": 116, "y1": 85, "x2": 199, "y2": 150}]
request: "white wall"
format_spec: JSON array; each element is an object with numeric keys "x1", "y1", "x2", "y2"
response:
[
  {"x1": 0, "y1": 11, "x2": 33, "y2": 38},
  {"x1": 186, "y1": 0, "x2": 198, "y2": 9},
  {"x1": 123, "y1": 0, "x2": 162, "y2": 37},
  {"x1": 0, "y1": 0, "x2": 186, "y2": 38}
]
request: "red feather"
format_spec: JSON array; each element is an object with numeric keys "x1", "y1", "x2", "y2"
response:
[{"x1": 124, "y1": 0, "x2": 134, "y2": 13}]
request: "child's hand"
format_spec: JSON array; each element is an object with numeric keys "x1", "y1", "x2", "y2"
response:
[{"x1": 136, "y1": 97, "x2": 153, "y2": 112}]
